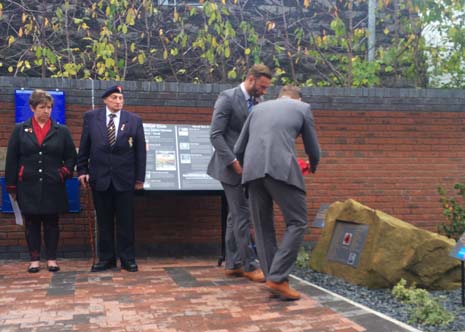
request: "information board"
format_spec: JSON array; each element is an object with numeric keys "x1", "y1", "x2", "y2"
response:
[
  {"x1": 312, "y1": 203, "x2": 330, "y2": 228},
  {"x1": 15, "y1": 90, "x2": 66, "y2": 124},
  {"x1": 143, "y1": 123, "x2": 222, "y2": 191}
]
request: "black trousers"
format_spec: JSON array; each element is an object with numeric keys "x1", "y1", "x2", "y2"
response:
[
  {"x1": 92, "y1": 185, "x2": 135, "y2": 262},
  {"x1": 24, "y1": 214, "x2": 59, "y2": 261}
]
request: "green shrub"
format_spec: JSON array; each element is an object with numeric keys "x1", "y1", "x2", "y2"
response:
[
  {"x1": 437, "y1": 183, "x2": 465, "y2": 240},
  {"x1": 295, "y1": 246, "x2": 310, "y2": 269},
  {"x1": 392, "y1": 279, "x2": 454, "y2": 326}
]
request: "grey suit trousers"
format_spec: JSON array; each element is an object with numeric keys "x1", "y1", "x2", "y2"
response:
[
  {"x1": 222, "y1": 182, "x2": 258, "y2": 272},
  {"x1": 247, "y1": 176, "x2": 307, "y2": 283}
]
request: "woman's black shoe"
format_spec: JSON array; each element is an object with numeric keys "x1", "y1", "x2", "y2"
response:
[
  {"x1": 47, "y1": 265, "x2": 60, "y2": 272},
  {"x1": 28, "y1": 266, "x2": 40, "y2": 273}
]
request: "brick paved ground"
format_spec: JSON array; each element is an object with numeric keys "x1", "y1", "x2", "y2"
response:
[{"x1": 0, "y1": 258, "x2": 418, "y2": 332}]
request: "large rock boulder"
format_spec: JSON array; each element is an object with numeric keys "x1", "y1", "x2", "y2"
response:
[{"x1": 310, "y1": 199, "x2": 461, "y2": 289}]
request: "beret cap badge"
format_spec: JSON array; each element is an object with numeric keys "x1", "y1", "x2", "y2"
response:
[{"x1": 102, "y1": 85, "x2": 124, "y2": 99}]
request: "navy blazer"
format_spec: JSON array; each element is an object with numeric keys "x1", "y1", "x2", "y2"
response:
[{"x1": 76, "y1": 108, "x2": 146, "y2": 191}]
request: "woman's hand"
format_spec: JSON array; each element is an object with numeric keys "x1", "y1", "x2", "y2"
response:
[{"x1": 78, "y1": 174, "x2": 89, "y2": 189}]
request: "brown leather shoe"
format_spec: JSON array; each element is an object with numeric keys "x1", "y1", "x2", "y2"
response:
[
  {"x1": 225, "y1": 268, "x2": 244, "y2": 277},
  {"x1": 265, "y1": 280, "x2": 301, "y2": 300},
  {"x1": 243, "y1": 269, "x2": 266, "y2": 283}
]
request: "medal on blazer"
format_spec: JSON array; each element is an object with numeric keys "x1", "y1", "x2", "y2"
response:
[
  {"x1": 25, "y1": 128, "x2": 33, "y2": 133},
  {"x1": 121, "y1": 123, "x2": 126, "y2": 131},
  {"x1": 128, "y1": 137, "x2": 133, "y2": 148}
]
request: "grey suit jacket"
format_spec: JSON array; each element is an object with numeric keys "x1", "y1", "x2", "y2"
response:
[
  {"x1": 207, "y1": 86, "x2": 249, "y2": 185},
  {"x1": 234, "y1": 98, "x2": 320, "y2": 192}
]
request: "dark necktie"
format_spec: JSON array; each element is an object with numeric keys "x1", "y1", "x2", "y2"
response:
[
  {"x1": 247, "y1": 96, "x2": 255, "y2": 113},
  {"x1": 108, "y1": 113, "x2": 116, "y2": 146}
]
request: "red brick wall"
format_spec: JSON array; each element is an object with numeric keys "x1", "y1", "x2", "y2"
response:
[
  {"x1": 304, "y1": 109, "x2": 465, "y2": 240},
  {"x1": 0, "y1": 79, "x2": 464, "y2": 258}
]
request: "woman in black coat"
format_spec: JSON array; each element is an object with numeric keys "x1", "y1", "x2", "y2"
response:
[{"x1": 5, "y1": 89, "x2": 77, "y2": 273}]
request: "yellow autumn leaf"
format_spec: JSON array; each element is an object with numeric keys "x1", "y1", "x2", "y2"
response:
[
  {"x1": 159, "y1": 28, "x2": 164, "y2": 36},
  {"x1": 211, "y1": 37, "x2": 218, "y2": 48},
  {"x1": 304, "y1": 0, "x2": 311, "y2": 8},
  {"x1": 7, "y1": 35, "x2": 15, "y2": 46},
  {"x1": 244, "y1": 48, "x2": 251, "y2": 55},
  {"x1": 137, "y1": 53, "x2": 145, "y2": 64},
  {"x1": 44, "y1": 17, "x2": 49, "y2": 27},
  {"x1": 18, "y1": 27, "x2": 23, "y2": 38},
  {"x1": 266, "y1": 21, "x2": 275, "y2": 31},
  {"x1": 126, "y1": 8, "x2": 136, "y2": 25},
  {"x1": 173, "y1": 9, "x2": 179, "y2": 22},
  {"x1": 22, "y1": 13, "x2": 26, "y2": 23}
]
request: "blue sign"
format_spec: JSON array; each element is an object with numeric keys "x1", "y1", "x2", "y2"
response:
[
  {"x1": 449, "y1": 232, "x2": 465, "y2": 262},
  {"x1": 15, "y1": 90, "x2": 66, "y2": 124},
  {"x1": 0, "y1": 177, "x2": 12, "y2": 213},
  {"x1": 0, "y1": 177, "x2": 80, "y2": 213}
]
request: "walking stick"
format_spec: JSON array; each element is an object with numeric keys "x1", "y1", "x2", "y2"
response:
[{"x1": 86, "y1": 188, "x2": 96, "y2": 265}]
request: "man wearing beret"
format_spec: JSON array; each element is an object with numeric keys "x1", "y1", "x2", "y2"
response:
[{"x1": 77, "y1": 85, "x2": 146, "y2": 272}]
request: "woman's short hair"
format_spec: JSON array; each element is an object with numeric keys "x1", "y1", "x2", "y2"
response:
[{"x1": 29, "y1": 89, "x2": 54, "y2": 108}]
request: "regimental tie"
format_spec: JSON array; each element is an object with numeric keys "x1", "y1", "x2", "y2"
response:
[
  {"x1": 247, "y1": 96, "x2": 255, "y2": 113},
  {"x1": 108, "y1": 113, "x2": 116, "y2": 146}
]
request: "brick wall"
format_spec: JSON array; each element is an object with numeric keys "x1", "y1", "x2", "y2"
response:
[{"x1": 0, "y1": 77, "x2": 464, "y2": 259}]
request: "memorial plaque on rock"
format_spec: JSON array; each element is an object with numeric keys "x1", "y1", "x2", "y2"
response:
[
  {"x1": 312, "y1": 203, "x2": 329, "y2": 228},
  {"x1": 449, "y1": 231, "x2": 465, "y2": 262},
  {"x1": 326, "y1": 220, "x2": 369, "y2": 267}
]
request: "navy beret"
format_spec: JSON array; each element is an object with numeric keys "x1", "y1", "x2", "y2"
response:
[{"x1": 101, "y1": 85, "x2": 123, "y2": 99}]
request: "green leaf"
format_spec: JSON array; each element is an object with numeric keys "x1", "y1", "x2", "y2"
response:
[{"x1": 227, "y1": 68, "x2": 236, "y2": 79}]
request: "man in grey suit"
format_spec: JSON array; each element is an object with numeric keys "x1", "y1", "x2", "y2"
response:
[
  {"x1": 234, "y1": 85, "x2": 320, "y2": 300},
  {"x1": 207, "y1": 64, "x2": 272, "y2": 282}
]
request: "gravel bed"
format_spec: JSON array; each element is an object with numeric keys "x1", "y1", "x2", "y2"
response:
[{"x1": 292, "y1": 267, "x2": 465, "y2": 332}]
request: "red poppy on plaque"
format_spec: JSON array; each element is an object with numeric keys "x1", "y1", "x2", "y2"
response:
[{"x1": 342, "y1": 232, "x2": 352, "y2": 246}]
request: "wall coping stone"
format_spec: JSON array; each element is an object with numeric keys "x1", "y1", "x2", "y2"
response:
[{"x1": 0, "y1": 77, "x2": 463, "y2": 112}]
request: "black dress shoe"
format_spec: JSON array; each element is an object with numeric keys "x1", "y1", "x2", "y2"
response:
[
  {"x1": 28, "y1": 266, "x2": 40, "y2": 273},
  {"x1": 47, "y1": 265, "x2": 60, "y2": 272},
  {"x1": 121, "y1": 260, "x2": 138, "y2": 272},
  {"x1": 91, "y1": 259, "x2": 117, "y2": 272}
]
